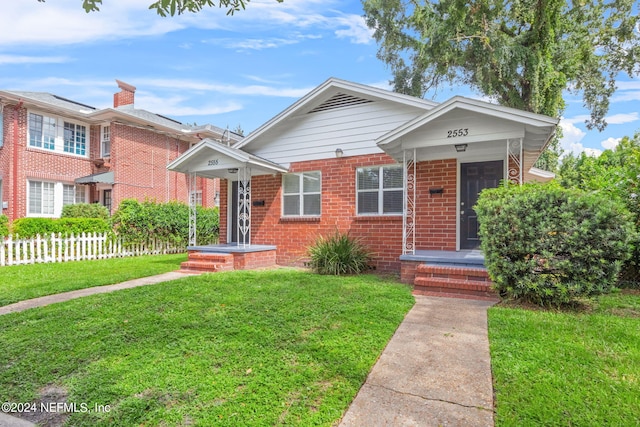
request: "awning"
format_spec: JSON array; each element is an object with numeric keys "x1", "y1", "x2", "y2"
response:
[{"x1": 75, "y1": 171, "x2": 114, "y2": 185}]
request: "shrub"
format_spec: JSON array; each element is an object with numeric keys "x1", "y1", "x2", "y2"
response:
[
  {"x1": 476, "y1": 182, "x2": 636, "y2": 306},
  {"x1": 559, "y1": 135, "x2": 640, "y2": 287},
  {"x1": 307, "y1": 231, "x2": 372, "y2": 275},
  {"x1": 61, "y1": 203, "x2": 110, "y2": 219},
  {"x1": 11, "y1": 218, "x2": 59, "y2": 237},
  {"x1": 111, "y1": 199, "x2": 219, "y2": 246},
  {"x1": 10, "y1": 217, "x2": 110, "y2": 238},
  {"x1": 0, "y1": 215, "x2": 9, "y2": 236}
]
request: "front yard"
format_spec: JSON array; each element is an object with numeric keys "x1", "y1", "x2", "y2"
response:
[
  {"x1": 1, "y1": 259, "x2": 639, "y2": 426},
  {"x1": 0, "y1": 269, "x2": 414, "y2": 426}
]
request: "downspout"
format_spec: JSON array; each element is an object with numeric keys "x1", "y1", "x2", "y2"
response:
[{"x1": 12, "y1": 100, "x2": 23, "y2": 221}]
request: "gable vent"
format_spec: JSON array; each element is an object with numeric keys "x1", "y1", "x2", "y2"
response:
[{"x1": 307, "y1": 92, "x2": 374, "y2": 114}]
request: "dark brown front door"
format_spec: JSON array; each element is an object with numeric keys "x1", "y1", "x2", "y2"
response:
[{"x1": 460, "y1": 160, "x2": 503, "y2": 249}]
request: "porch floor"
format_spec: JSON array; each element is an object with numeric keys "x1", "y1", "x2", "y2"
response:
[
  {"x1": 399, "y1": 249, "x2": 485, "y2": 268},
  {"x1": 187, "y1": 243, "x2": 277, "y2": 254}
]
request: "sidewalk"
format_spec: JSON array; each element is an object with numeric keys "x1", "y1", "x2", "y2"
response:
[
  {"x1": 0, "y1": 271, "x2": 194, "y2": 316},
  {"x1": 339, "y1": 295, "x2": 496, "y2": 426}
]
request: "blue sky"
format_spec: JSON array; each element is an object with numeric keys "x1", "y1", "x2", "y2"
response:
[{"x1": 1, "y1": 0, "x2": 638, "y2": 157}]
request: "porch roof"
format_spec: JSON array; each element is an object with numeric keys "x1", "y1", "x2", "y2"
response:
[
  {"x1": 167, "y1": 138, "x2": 288, "y2": 180},
  {"x1": 75, "y1": 171, "x2": 114, "y2": 185},
  {"x1": 376, "y1": 96, "x2": 558, "y2": 164}
]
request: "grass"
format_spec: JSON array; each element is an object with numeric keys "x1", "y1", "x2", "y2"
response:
[
  {"x1": 489, "y1": 289, "x2": 640, "y2": 426},
  {"x1": 0, "y1": 269, "x2": 414, "y2": 426},
  {"x1": 0, "y1": 254, "x2": 187, "y2": 306}
]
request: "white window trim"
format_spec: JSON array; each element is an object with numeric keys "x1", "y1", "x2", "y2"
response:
[
  {"x1": 27, "y1": 180, "x2": 87, "y2": 218},
  {"x1": 101, "y1": 124, "x2": 111, "y2": 158},
  {"x1": 356, "y1": 164, "x2": 404, "y2": 216},
  {"x1": 27, "y1": 110, "x2": 90, "y2": 158},
  {"x1": 282, "y1": 171, "x2": 322, "y2": 217}
]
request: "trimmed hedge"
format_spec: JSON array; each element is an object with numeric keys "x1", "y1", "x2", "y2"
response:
[
  {"x1": 111, "y1": 199, "x2": 219, "y2": 246},
  {"x1": 476, "y1": 182, "x2": 636, "y2": 306},
  {"x1": 61, "y1": 203, "x2": 110, "y2": 219},
  {"x1": 11, "y1": 217, "x2": 111, "y2": 238},
  {"x1": 0, "y1": 215, "x2": 9, "y2": 236}
]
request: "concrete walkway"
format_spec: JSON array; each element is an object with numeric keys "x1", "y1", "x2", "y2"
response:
[
  {"x1": 340, "y1": 295, "x2": 496, "y2": 427},
  {"x1": 0, "y1": 271, "x2": 194, "y2": 316}
]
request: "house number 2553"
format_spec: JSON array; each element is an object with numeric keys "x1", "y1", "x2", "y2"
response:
[
  {"x1": 447, "y1": 128, "x2": 469, "y2": 138},
  {"x1": 208, "y1": 159, "x2": 219, "y2": 166}
]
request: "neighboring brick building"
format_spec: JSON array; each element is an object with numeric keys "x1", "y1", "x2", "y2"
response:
[
  {"x1": 169, "y1": 78, "x2": 558, "y2": 289},
  {"x1": 0, "y1": 80, "x2": 241, "y2": 222}
]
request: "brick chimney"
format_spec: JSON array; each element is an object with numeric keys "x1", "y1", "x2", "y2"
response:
[{"x1": 113, "y1": 79, "x2": 136, "y2": 108}]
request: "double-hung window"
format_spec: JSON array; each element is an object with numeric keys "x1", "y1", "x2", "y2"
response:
[
  {"x1": 282, "y1": 171, "x2": 321, "y2": 216},
  {"x1": 63, "y1": 122, "x2": 87, "y2": 155},
  {"x1": 357, "y1": 165, "x2": 403, "y2": 215},
  {"x1": 101, "y1": 125, "x2": 111, "y2": 157},
  {"x1": 29, "y1": 113, "x2": 56, "y2": 150},
  {"x1": 62, "y1": 184, "x2": 86, "y2": 206},
  {"x1": 28, "y1": 181, "x2": 55, "y2": 216}
]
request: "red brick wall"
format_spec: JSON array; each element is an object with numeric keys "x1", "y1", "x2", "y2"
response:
[
  {"x1": 0, "y1": 106, "x2": 218, "y2": 222},
  {"x1": 414, "y1": 159, "x2": 457, "y2": 251},
  {"x1": 219, "y1": 154, "x2": 460, "y2": 273}
]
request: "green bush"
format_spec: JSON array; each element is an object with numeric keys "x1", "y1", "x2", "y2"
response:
[
  {"x1": 307, "y1": 231, "x2": 372, "y2": 275},
  {"x1": 0, "y1": 215, "x2": 9, "y2": 236},
  {"x1": 559, "y1": 135, "x2": 640, "y2": 287},
  {"x1": 61, "y1": 203, "x2": 110, "y2": 219},
  {"x1": 476, "y1": 182, "x2": 636, "y2": 306},
  {"x1": 11, "y1": 217, "x2": 110, "y2": 238},
  {"x1": 111, "y1": 199, "x2": 219, "y2": 246}
]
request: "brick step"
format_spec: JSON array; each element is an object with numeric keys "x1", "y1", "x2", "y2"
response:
[
  {"x1": 413, "y1": 264, "x2": 498, "y2": 301},
  {"x1": 415, "y1": 264, "x2": 489, "y2": 281},
  {"x1": 187, "y1": 252, "x2": 233, "y2": 263},
  {"x1": 414, "y1": 277, "x2": 492, "y2": 292}
]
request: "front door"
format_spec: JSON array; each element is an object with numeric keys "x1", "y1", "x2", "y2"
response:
[{"x1": 460, "y1": 160, "x2": 503, "y2": 249}]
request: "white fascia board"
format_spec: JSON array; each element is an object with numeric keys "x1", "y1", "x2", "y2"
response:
[{"x1": 234, "y1": 77, "x2": 437, "y2": 150}]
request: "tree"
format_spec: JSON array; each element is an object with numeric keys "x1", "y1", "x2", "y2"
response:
[
  {"x1": 37, "y1": 0, "x2": 282, "y2": 16},
  {"x1": 363, "y1": 0, "x2": 639, "y2": 169}
]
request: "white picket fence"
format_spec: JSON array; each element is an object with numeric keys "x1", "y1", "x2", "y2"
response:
[{"x1": 0, "y1": 233, "x2": 185, "y2": 267}]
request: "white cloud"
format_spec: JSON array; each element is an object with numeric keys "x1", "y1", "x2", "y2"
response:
[
  {"x1": 135, "y1": 93, "x2": 242, "y2": 116},
  {"x1": 604, "y1": 112, "x2": 639, "y2": 125},
  {"x1": 0, "y1": 0, "x2": 370, "y2": 47},
  {"x1": 601, "y1": 137, "x2": 622, "y2": 150},
  {"x1": 559, "y1": 118, "x2": 588, "y2": 156},
  {"x1": 0, "y1": 0, "x2": 186, "y2": 46},
  {"x1": 142, "y1": 78, "x2": 314, "y2": 98},
  {"x1": 0, "y1": 55, "x2": 70, "y2": 65}
]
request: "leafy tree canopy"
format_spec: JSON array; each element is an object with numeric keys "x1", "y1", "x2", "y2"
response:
[
  {"x1": 363, "y1": 0, "x2": 639, "y2": 168},
  {"x1": 37, "y1": 0, "x2": 283, "y2": 16}
]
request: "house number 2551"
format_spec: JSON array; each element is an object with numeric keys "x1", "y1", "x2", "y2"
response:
[{"x1": 447, "y1": 128, "x2": 469, "y2": 138}]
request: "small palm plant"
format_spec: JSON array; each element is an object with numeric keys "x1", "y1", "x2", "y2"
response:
[{"x1": 307, "y1": 231, "x2": 372, "y2": 275}]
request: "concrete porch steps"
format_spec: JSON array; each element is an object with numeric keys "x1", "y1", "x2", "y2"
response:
[
  {"x1": 179, "y1": 252, "x2": 234, "y2": 273},
  {"x1": 413, "y1": 265, "x2": 499, "y2": 302}
]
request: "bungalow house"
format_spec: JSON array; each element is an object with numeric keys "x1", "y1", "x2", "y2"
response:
[
  {"x1": 168, "y1": 78, "x2": 558, "y2": 297},
  {"x1": 0, "y1": 80, "x2": 241, "y2": 222}
]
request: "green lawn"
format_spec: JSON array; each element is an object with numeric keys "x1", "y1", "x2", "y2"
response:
[
  {"x1": 0, "y1": 270, "x2": 414, "y2": 426},
  {"x1": 0, "y1": 254, "x2": 187, "y2": 306},
  {"x1": 489, "y1": 290, "x2": 640, "y2": 426}
]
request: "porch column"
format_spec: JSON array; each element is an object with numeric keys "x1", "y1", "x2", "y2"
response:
[
  {"x1": 188, "y1": 171, "x2": 197, "y2": 246},
  {"x1": 402, "y1": 149, "x2": 416, "y2": 255},
  {"x1": 507, "y1": 138, "x2": 523, "y2": 185},
  {"x1": 237, "y1": 166, "x2": 251, "y2": 248}
]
